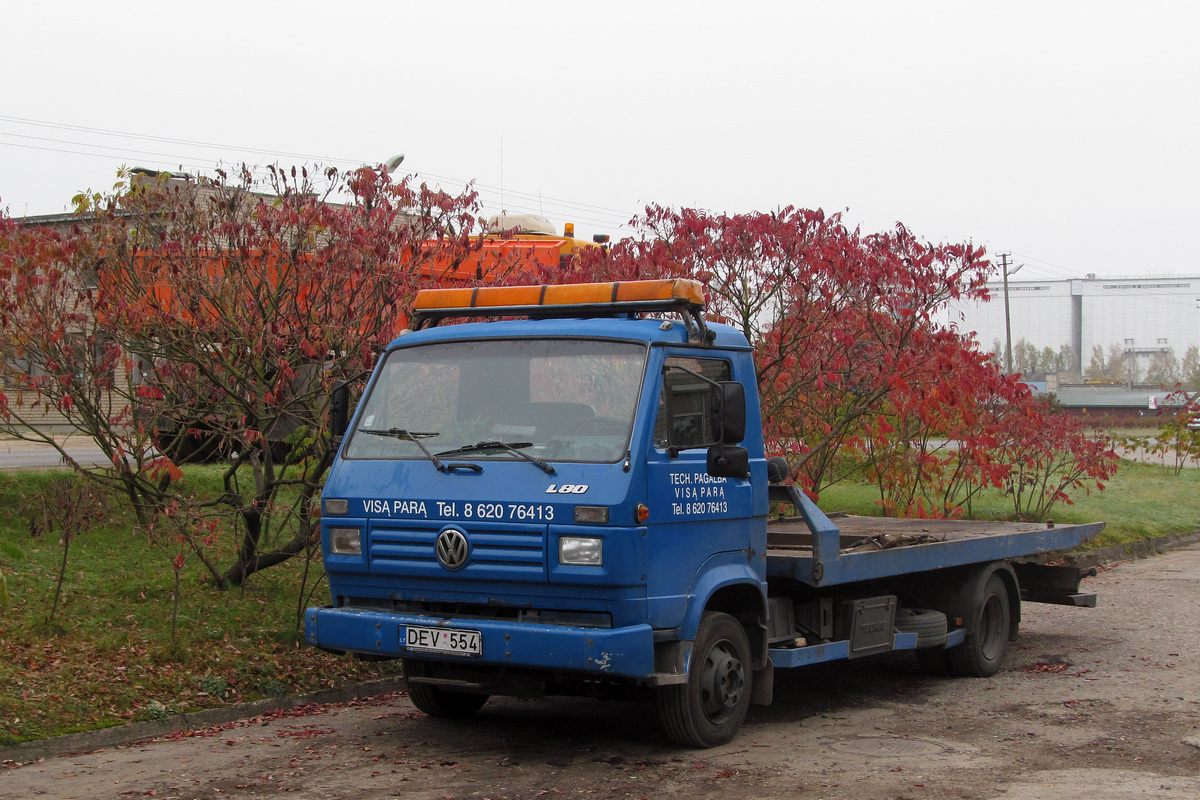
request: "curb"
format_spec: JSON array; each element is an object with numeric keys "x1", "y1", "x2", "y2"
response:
[
  {"x1": 1058, "y1": 530, "x2": 1200, "y2": 570},
  {"x1": 0, "y1": 675, "x2": 409, "y2": 765}
]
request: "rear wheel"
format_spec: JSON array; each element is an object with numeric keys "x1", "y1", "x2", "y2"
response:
[
  {"x1": 947, "y1": 574, "x2": 1012, "y2": 677},
  {"x1": 657, "y1": 612, "x2": 753, "y2": 748},
  {"x1": 404, "y1": 661, "x2": 490, "y2": 718}
]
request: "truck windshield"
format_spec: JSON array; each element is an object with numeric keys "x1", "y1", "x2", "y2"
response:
[{"x1": 344, "y1": 338, "x2": 647, "y2": 464}]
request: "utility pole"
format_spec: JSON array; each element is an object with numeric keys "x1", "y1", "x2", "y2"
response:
[{"x1": 999, "y1": 253, "x2": 1022, "y2": 374}]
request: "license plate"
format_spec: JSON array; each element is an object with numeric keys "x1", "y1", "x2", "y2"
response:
[{"x1": 402, "y1": 625, "x2": 481, "y2": 656}]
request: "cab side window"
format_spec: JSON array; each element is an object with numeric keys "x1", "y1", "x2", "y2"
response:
[{"x1": 654, "y1": 356, "x2": 732, "y2": 450}]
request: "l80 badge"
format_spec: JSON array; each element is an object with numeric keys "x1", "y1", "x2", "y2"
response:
[{"x1": 546, "y1": 484, "x2": 589, "y2": 494}]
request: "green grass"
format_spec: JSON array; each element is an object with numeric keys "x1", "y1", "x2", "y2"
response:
[
  {"x1": 0, "y1": 468, "x2": 397, "y2": 747},
  {"x1": 816, "y1": 459, "x2": 1200, "y2": 548}
]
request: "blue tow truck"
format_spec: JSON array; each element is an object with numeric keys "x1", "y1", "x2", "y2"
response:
[{"x1": 306, "y1": 279, "x2": 1102, "y2": 747}]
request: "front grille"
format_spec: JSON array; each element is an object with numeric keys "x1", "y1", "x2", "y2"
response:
[{"x1": 368, "y1": 520, "x2": 547, "y2": 580}]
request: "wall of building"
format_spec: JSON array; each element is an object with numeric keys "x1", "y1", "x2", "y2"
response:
[
  {"x1": 950, "y1": 276, "x2": 1200, "y2": 374},
  {"x1": 1, "y1": 360, "x2": 135, "y2": 434}
]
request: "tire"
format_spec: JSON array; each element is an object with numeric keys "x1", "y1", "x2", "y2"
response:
[
  {"x1": 656, "y1": 612, "x2": 753, "y2": 748},
  {"x1": 947, "y1": 573, "x2": 1012, "y2": 677},
  {"x1": 893, "y1": 607, "x2": 948, "y2": 649},
  {"x1": 404, "y1": 661, "x2": 490, "y2": 719}
]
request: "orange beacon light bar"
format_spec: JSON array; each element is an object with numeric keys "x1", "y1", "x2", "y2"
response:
[{"x1": 410, "y1": 279, "x2": 712, "y2": 342}]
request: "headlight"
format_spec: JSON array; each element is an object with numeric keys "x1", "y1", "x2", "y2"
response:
[
  {"x1": 559, "y1": 536, "x2": 602, "y2": 566},
  {"x1": 330, "y1": 527, "x2": 362, "y2": 555}
]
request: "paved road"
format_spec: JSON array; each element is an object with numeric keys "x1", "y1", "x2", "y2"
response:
[
  {"x1": 1113, "y1": 441, "x2": 1200, "y2": 469},
  {"x1": 2, "y1": 545, "x2": 1198, "y2": 799},
  {"x1": 0, "y1": 437, "x2": 113, "y2": 471}
]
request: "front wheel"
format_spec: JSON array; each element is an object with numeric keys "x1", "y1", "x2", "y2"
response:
[
  {"x1": 404, "y1": 660, "x2": 490, "y2": 718},
  {"x1": 947, "y1": 573, "x2": 1012, "y2": 677},
  {"x1": 657, "y1": 612, "x2": 753, "y2": 748}
]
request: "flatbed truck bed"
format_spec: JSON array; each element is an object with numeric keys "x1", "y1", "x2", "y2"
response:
[{"x1": 765, "y1": 484, "x2": 1103, "y2": 588}]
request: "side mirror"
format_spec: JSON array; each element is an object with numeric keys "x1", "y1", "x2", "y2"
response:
[
  {"x1": 707, "y1": 444, "x2": 749, "y2": 479},
  {"x1": 710, "y1": 381, "x2": 746, "y2": 444},
  {"x1": 767, "y1": 456, "x2": 789, "y2": 483},
  {"x1": 330, "y1": 380, "x2": 351, "y2": 439}
]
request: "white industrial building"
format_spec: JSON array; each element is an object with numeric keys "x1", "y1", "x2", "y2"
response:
[{"x1": 949, "y1": 276, "x2": 1200, "y2": 377}]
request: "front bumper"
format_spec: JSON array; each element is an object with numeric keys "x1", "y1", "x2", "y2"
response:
[{"x1": 305, "y1": 606, "x2": 655, "y2": 679}]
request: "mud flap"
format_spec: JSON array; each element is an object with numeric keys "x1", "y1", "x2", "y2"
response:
[{"x1": 751, "y1": 659, "x2": 774, "y2": 705}]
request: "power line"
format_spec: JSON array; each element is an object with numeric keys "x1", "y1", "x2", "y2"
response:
[
  {"x1": 1006, "y1": 255, "x2": 1082, "y2": 280},
  {"x1": 0, "y1": 113, "x2": 359, "y2": 166},
  {"x1": 0, "y1": 114, "x2": 641, "y2": 230},
  {"x1": 0, "y1": 137, "x2": 637, "y2": 232},
  {"x1": 0, "y1": 137, "x2": 638, "y2": 232},
  {"x1": 0, "y1": 130, "x2": 255, "y2": 166}
]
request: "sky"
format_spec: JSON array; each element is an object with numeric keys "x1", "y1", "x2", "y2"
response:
[{"x1": 3, "y1": 1, "x2": 1198, "y2": 282}]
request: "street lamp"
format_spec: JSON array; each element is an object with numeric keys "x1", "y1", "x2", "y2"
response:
[{"x1": 1001, "y1": 257, "x2": 1023, "y2": 374}]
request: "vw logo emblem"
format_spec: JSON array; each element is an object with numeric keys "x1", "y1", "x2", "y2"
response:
[{"x1": 435, "y1": 527, "x2": 470, "y2": 570}]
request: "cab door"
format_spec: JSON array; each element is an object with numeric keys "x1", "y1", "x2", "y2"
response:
[{"x1": 642, "y1": 352, "x2": 759, "y2": 630}]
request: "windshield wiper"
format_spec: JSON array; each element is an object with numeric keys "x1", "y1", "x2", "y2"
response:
[
  {"x1": 358, "y1": 428, "x2": 449, "y2": 472},
  {"x1": 436, "y1": 440, "x2": 556, "y2": 475}
]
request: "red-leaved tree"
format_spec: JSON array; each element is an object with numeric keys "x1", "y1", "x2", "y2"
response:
[
  {"x1": 595, "y1": 207, "x2": 993, "y2": 491},
  {"x1": 1, "y1": 165, "x2": 490, "y2": 585},
  {"x1": 859, "y1": 337, "x2": 1119, "y2": 519}
]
